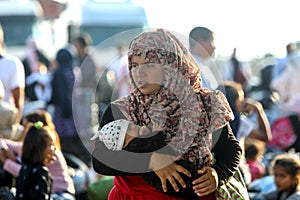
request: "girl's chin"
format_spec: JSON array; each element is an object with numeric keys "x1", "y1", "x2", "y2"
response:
[{"x1": 137, "y1": 84, "x2": 161, "y2": 95}]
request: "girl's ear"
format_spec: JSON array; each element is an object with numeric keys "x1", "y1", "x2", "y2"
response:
[{"x1": 292, "y1": 176, "x2": 299, "y2": 188}]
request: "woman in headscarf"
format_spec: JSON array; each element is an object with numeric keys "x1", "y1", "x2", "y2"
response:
[{"x1": 92, "y1": 29, "x2": 242, "y2": 200}]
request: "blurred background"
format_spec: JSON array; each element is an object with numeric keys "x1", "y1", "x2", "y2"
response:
[
  {"x1": 1, "y1": 1, "x2": 300, "y2": 199},
  {"x1": 2, "y1": 0, "x2": 300, "y2": 62}
]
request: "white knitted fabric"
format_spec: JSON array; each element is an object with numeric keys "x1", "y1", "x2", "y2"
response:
[{"x1": 91, "y1": 119, "x2": 130, "y2": 151}]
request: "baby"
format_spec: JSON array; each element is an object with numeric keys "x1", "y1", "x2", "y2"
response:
[
  {"x1": 91, "y1": 119, "x2": 210, "y2": 199},
  {"x1": 91, "y1": 119, "x2": 164, "y2": 151}
]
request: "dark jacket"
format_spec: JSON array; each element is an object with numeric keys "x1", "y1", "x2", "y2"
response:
[{"x1": 92, "y1": 103, "x2": 242, "y2": 198}]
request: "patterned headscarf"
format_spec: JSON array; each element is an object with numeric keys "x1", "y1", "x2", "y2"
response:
[{"x1": 113, "y1": 29, "x2": 233, "y2": 168}]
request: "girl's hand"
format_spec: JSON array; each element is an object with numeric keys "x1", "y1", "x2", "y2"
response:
[
  {"x1": 2, "y1": 148, "x2": 17, "y2": 162},
  {"x1": 192, "y1": 166, "x2": 218, "y2": 196},
  {"x1": 0, "y1": 149, "x2": 6, "y2": 163},
  {"x1": 149, "y1": 152, "x2": 191, "y2": 192}
]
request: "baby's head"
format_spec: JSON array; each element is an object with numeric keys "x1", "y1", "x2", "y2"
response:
[
  {"x1": 99, "y1": 119, "x2": 131, "y2": 150},
  {"x1": 96, "y1": 119, "x2": 150, "y2": 150}
]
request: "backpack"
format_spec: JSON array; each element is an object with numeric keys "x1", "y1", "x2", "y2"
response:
[{"x1": 268, "y1": 115, "x2": 298, "y2": 151}]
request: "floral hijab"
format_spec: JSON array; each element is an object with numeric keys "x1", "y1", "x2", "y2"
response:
[{"x1": 113, "y1": 29, "x2": 233, "y2": 168}]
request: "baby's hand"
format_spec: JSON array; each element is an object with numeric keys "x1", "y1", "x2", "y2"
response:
[
  {"x1": 152, "y1": 122, "x2": 165, "y2": 132},
  {"x1": 2, "y1": 148, "x2": 16, "y2": 162},
  {"x1": 90, "y1": 131, "x2": 105, "y2": 141},
  {"x1": 123, "y1": 134, "x2": 136, "y2": 148}
]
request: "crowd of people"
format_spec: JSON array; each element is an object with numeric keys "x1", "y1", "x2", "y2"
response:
[{"x1": 0, "y1": 21, "x2": 300, "y2": 200}]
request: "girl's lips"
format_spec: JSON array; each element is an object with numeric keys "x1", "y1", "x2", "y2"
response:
[{"x1": 138, "y1": 81, "x2": 148, "y2": 86}]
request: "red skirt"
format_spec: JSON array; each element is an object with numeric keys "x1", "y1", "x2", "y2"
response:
[{"x1": 108, "y1": 176, "x2": 215, "y2": 200}]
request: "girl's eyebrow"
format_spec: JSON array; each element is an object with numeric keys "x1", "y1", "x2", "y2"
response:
[
  {"x1": 144, "y1": 61, "x2": 157, "y2": 64},
  {"x1": 131, "y1": 61, "x2": 154, "y2": 65}
]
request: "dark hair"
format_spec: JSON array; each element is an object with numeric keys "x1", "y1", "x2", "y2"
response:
[
  {"x1": 23, "y1": 110, "x2": 61, "y2": 150},
  {"x1": 24, "y1": 110, "x2": 51, "y2": 127},
  {"x1": 189, "y1": 26, "x2": 213, "y2": 49},
  {"x1": 245, "y1": 143, "x2": 259, "y2": 161},
  {"x1": 56, "y1": 48, "x2": 73, "y2": 66},
  {"x1": 21, "y1": 125, "x2": 52, "y2": 165},
  {"x1": 218, "y1": 82, "x2": 242, "y2": 136},
  {"x1": 74, "y1": 33, "x2": 92, "y2": 47},
  {"x1": 286, "y1": 43, "x2": 297, "y2": 55}
]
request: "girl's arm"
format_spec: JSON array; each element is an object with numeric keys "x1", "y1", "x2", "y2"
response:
[
  {"x1": 244, "y1": 99, "x2": 272, "y2": 143},
  {"x1": 0, "y1": 138, "x2": 22, "y2": 154},
  {"x1": 0, "y1": 139, "x2": 22, "y2": 176},
  {"x1": 3, "y1": 158, "x2": 21, "y2": 177}
]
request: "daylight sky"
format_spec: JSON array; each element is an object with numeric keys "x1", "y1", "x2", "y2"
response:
[{"x1": 138, "y1": 0, "x2": 300, "y2": 61}]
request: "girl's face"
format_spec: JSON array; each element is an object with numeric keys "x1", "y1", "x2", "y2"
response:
[
  {"x1": 44, "y1": 137, "x2": 56, "y2": 164},
  {"x1": 274, "y1": 166, "x2": 297, "y2": 192},
  {"x1": 130, "y1": 56, "x2": 164, "y2": 95}
]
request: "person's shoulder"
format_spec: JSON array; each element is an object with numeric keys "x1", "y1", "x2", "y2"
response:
[
  {"x1": 287, "y1": 190, "x2": 300, "y2": 200},
  {"x1": 2, "y1": 54, "x2": 22, "y2": 63},
  {"x1": 0, "y1": 54, "x2": 24, "y2": 69},
  {"x1": 261, "y1": 190, "x2": 278, "y2": 200}
]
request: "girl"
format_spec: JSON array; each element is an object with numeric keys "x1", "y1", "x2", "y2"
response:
[
  {"x1": 258, "y1": 153, "x2": 300, "y2": 200},
  {"x1": 0, "y1": 110, "x2": 75, "y2": 199},
  {"x1": 15, "y1": 121, "x2": 55, "y2": 200}
]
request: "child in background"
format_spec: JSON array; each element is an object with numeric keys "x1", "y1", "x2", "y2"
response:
[
  {"x1": 245, "y1": 140, "x2": 266, "y2": 181},
  {"x1": 15, "y1": 121, "x2": 55, "y2": 200},
  {"x1": 0, "y1": 110, "x2": 75, "y2": 199},
  {"x1": 257, "y1": 153, "x2": 300, "y2": 200}
]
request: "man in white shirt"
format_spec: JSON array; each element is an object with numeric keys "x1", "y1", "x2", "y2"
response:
[
  {"x1": 189, "y1": 26, "x2": 219, "y2": 90},
  {"x1": 0, "y1": 24, "x2": 25, "y2": 122}
]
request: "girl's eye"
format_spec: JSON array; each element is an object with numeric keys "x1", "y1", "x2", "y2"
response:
[
  {"x1": 129, "y1": 63, "x2": 138, "y2": 70},
  {"x1": 130, "y1": 62, "x2": 160, "y2": 71},
  {"x1": 144, "y1": 63, "x2": 159, "y2": 68}
]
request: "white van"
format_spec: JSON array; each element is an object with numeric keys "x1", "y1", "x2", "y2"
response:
[
  {"x1": 0, "y1": 0, "x2": 57, "y2": 59},
  {"x1": 64, "y1": 0, "x2": 148, "y2": 67}
]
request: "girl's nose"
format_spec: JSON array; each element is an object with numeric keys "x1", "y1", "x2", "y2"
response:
[{"x1": 136, "y1": 65, "x2": 147, "y2": 76}]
